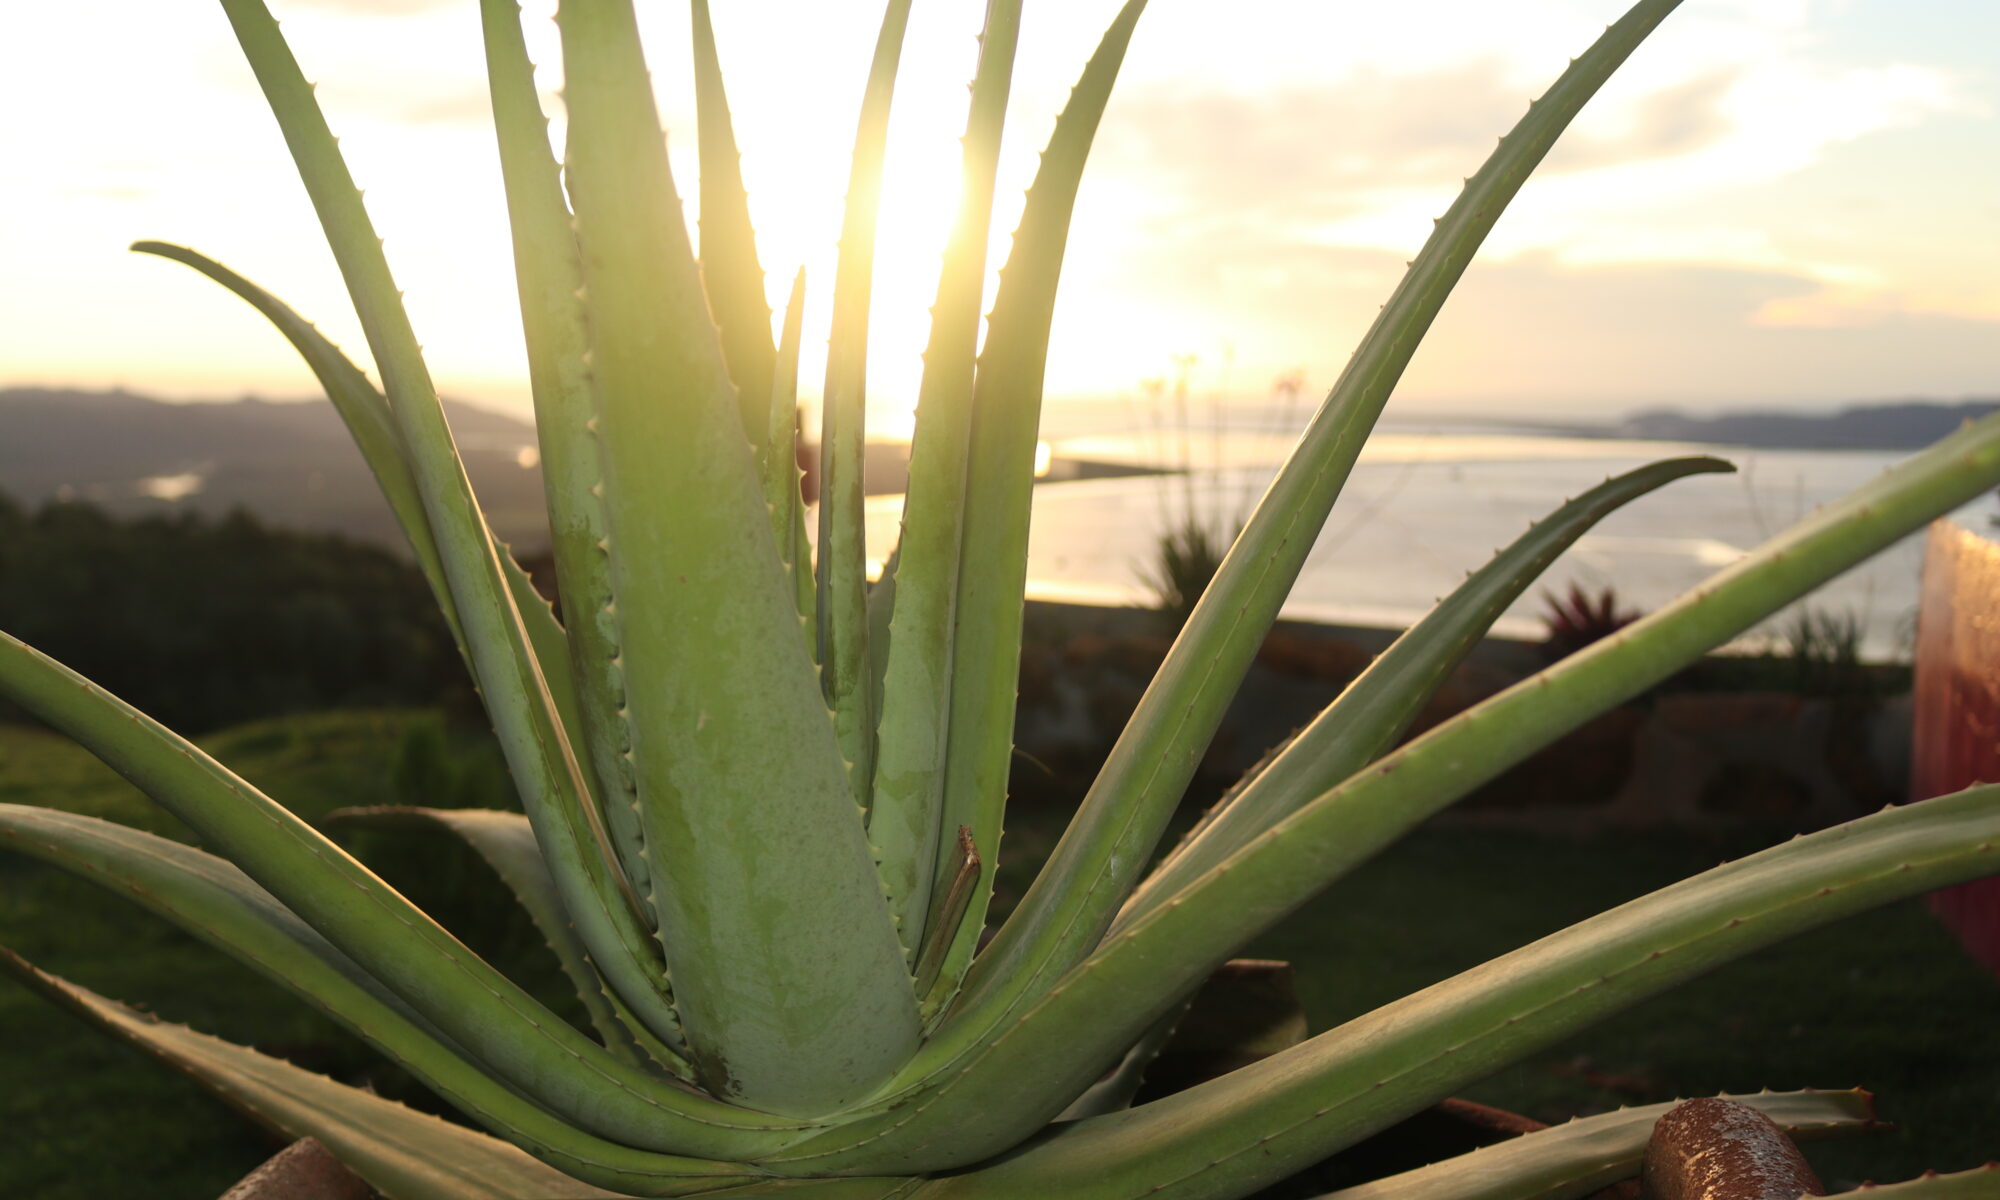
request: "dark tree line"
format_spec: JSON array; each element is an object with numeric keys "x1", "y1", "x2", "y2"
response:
[{"x1": 0, "y1": 493, "x2": 474, "y2": 733}]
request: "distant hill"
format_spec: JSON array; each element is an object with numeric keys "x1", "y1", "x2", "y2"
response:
[
  {"x1": 0, "y1": 387, "x2": 1152, "y2": 551},
  {"x1": 0, "y1": 387, "x2": 553, "y2": 551},
  {"x1": 1585, "y1": 400, "x2": 2000, "y2": 450}
]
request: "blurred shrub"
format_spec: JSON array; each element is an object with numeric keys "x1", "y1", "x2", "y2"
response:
[
  {"x1": 1539, "y1": 582, "x2": 1641, "y2": 661},
  {"x1": 1146, "y1": 515, "x2": 1233, "y2": 629},
  {"x1": 0, "y1": 492, "x2": 473, "y2": 732}
]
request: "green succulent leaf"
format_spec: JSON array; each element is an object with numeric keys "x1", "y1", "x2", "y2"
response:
[
  {"x1": 556, "y1": 0, "x2": 919, "y2": 1113},
  {"x1": 791, "y1": 391, "x2": 2000, "y2": 1171},
  {"x1": 769, "y1": 269, "x2": 814, "y2": 624},
  {"x1": 871, "y1": 0, "x2": 1026, "y2": 958},
  {"x1": 936, "y1": 0, "x2": 1681, "y2": 1076},
  {"x1": 1311, "y1": 1089, "x2": 1876, "y2": 1200},
  {"x1": 0, "y1": 631, "x2": 813, "y2": 1157},
  {"x1": 1839, "y1": 1166, "x2": 2000, "y2": 1200},
  {"x1": 922, "y1": 0, "x2": 1151, "y2": 1017},
  {"x1": 691, "y1": 0, "x2": 779, "y2": 453},
  {"x1": 817, "y1": 0, "x2": 918, "y2": 805},
  {"x1": 0, "y1": 944, "x2": 629, "y2": 1200},
  {"x1": 1123, "y1": 455, "x2": 1736, "y2": 925},
  {"x1": 127, "y1": 241, "x2": 466, "y2": 656},
  {"x1": 19, "y1": 0, "x2": 2000, "y2": 1195},
  {"x1": 0, "y1": 823, "x2": 760, "y2": 1198},
  {"x1": 216, "y1": 0, "x2": 671, "y2": 1052},
  {"x1": 856, "y1": 785, "x2": 2000, "y2": 1187},
  {"x1": 324, "y1": 806, "x2": 687, "y2": 1074},
  {"x1": 478, "y1": 0, "x2": 652, "y2": 913},
  {"x1": 869, "y1": 539, "x2": 902, "y2": 726},
  {"x1": 496, "y1": 540, "x2": 592, "y2": 764},
  {"x1": 1054, "y1": 998, "x2": 1191, "y2": 1123},
  {"x1": 129, "y1": 241, "x2": 594, "y2": 776}
]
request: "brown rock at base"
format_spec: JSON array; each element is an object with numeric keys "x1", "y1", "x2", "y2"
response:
[
  {"x1": 1642, "y1": 1097, "x2": 1823, "y2": 1200},
  {"x1": 220, "y1": 1137, "x2": 373, "y2": 1200}
]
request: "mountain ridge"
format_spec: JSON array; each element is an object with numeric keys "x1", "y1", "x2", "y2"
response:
[
  {"x1": 5, "y1": 387, "x2": 1990, "y2": 553},
  {"x1": 1524, "y1": 398, "x2": 2000, "y2": 450},
  {"x1": 0, "y1": 387, "x2": 551, "y2": 550}
]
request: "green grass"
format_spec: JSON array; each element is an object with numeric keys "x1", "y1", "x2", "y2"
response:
[
  {"x1": 0, "y1": 710, "x2": 562, "y2": 1199},
  {"x1": 2, "y1": 711, "x2": 1994, "y2": 1196},
  {"x1": 1248, "y1": 827, "x2": 2000, "y2": 1190}
]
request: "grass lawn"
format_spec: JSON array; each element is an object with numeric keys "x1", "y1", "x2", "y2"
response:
[{"x1": 2, "y1": 710, "x2": 1994, "y2": 1197}]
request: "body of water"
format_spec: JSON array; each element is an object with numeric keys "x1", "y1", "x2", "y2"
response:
[{"x1": 855, "y1": 402, "x2": 2000, "y2": 661}]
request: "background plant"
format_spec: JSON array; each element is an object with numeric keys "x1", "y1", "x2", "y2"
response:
[
  {"x1": 1135, "y1": 363, "x2": 1309, "y2": 628},
  {"x1": 1538, "y1": 583, "x2": 1643, "y2": 662},
  {"x1": 3, "y1": 3, "x2": 2000, "y2": 1200},
  {"x1": 1146, "y1": 513, "x2": 1233, "y2": 628},
  {"x1": 1779, "y1": 606, "x2": 1875, "y2": 701},
  {"x1": 0, "y1": 493, "x2": 468, "y2": 731},
  {"x1": 1137, "y1": 357, "x2": 1240, "y2": 626}
]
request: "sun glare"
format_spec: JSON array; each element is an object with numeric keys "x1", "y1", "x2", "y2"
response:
[
  {"x1": 735, "y1": 134, "x2": 966, "y2": 444},
  {"x1": 688, "y1": 0, "x2": 1006, "y2": 447}
]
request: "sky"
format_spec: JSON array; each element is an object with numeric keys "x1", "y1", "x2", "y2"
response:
[{"x1": 3, "y1": 0, "x2": 1997, "y2": 429}]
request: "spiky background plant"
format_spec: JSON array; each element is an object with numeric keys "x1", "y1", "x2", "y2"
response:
[{"x1": 4, "y1": 1, "x2": 1999, "y2": 1198}]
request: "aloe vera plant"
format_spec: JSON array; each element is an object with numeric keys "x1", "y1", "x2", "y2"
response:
[{"x1": 5, "y1": 1, "x2": 1999, "y2": 1197}]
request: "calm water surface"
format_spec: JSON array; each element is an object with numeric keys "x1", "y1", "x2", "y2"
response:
[{"x1": 849, "y1": 404, "x2": 2000, "y2": 661}]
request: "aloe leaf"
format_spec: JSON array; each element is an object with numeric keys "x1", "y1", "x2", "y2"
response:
[
  {"x1": 1120, "y1": 455, "x2": 1734, "y2": 927},
  {"x1": 910, "y1": 826, "x2": 981, "y2": 1002},
  {"x1": 0, "y1": 632, "x2": 814, "y2": 1156},
  {"x1": 792, "y1": 400, "x2": 2000, "y2": 1167},
  {"x1": 1054, "y1": 998, "x2": 1190, "y2": 1122},
  {"x1": 835, "y1": 785, "x2": 2000, "y2": 1183},
  {"x1": 556, "y1": 0, "x2": 918, "y2": 1113},
  {"x1": 946, "y1": 0, "x2": 1685, "y2": 1046},
  {"x1": 215, "y1": 0, "x2": 673, "y2": 1052},
  {"x1": 1141, "y1": 722, "x2": 1305, "y2": 919},
  {"x1": 871, "y1": 0, "x2": 1026, "y2": 957},
  {"x1": 0, "y1": 803, "x2": 442, "y2": 1044},
  {"x1": 127, "y1": 240, "x2": 465, "y2": 657},
  {"x1": 768, "y1": 268, "x2": 812, "y2": 619},
  {"x1": 325, "y1": 806, "x2": 687, "y2": 1074},
  {"x1": 497, "y1": 539, "x2": 590, "y2": 760},
  {"x1": 1062, "y1": 959, "x2": 1311, "y2": 1123},
  {"x1": 479, "y1": 0, "x2": 652, "y2": 908},
  {"x1": 0, "y1": 945, "x2": 632, "y2": 1200},
  {"x1": 817, "y1": 0, "x2": 917, "y2": 802},
  {"x1": 868, "y1": 539, "x2": 901, "y2": 727},
  {"x1": 1842, "y1": 1166, "x2": 2000, "y2": 1199},
  {"x1": 691, "y1": 0, "x2": 778, "y2": 451},
  {"x1": 797, "y1": 492, "x2": 819, "y2": 639},
  {"x1": 1312, "y1": 1090, "x2": 1875, "y2": 1200},
  {"x1": 921, "y1": 0, "x2": 1150, "y2": 1016},
  {"x1": 127, "y1": 240, "x2": 590, "y2": 764},
  {"x1": 0, "y1": 814, "x2": 777, "y2": 1197}
]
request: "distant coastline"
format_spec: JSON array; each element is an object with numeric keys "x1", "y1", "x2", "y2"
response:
[{"x1": 1476, "y1": 399, "x2": 2000, "y2": 452}]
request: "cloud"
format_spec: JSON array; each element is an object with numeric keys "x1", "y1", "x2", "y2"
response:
[
  {"x1": 1543, "y1": 68, "x2": 1739, "y2": 172},
  {"x1": 1398, "y1": 255, "x2": 2000, "y2": 409},
  {"x1": 1110, "y1": 60, "x2": 1746, "y2": 221},
  {"x1": 1101, "y1": 64, "x2": 1531, "y2": 227},
  {"x1": 1754, "y1": 283, "x2": 2000, "y2": 330},
  {"x1": 1100, "y1": 50, "x2": 1964, "y2": 276},
  {"x1": 376, "y1": 87, "x2": 493, "y2": 125},
  {"x1": 1061, "y1": 192, "x2": 2000, "y2": 410}
]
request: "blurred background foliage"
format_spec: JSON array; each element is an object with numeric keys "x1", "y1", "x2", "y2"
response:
[{"x1": 0, "y1": 492, "x2": 472, "y2": 733}]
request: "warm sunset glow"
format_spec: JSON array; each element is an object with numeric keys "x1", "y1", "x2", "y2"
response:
[{"x1": 1, "y1": 1, "x2": 1996, "y2": 418}]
